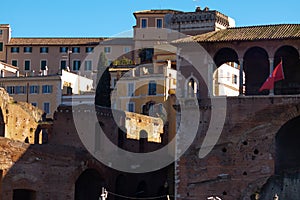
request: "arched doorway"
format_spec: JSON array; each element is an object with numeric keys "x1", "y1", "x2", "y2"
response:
[
  {"x1": 75, "y1": 169, "x2": 104, "y2": 200},
  {"x1": 274, "y1": 45, "x2": 300, "y2": 95},
  {"x1": 275, "y1": 116, "x2": 300, "y2": 174}
]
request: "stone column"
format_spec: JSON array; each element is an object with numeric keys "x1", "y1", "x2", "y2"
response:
[
  {"x1": 239, "y1": 58, "x2": 244, "y2": 96},
  {"x1": 269, "y1": 58, "x2": 274, "y2": 95}
]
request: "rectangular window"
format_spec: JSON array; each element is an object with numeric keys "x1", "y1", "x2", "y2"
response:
[
  {"x1": 16, "y1": 86, "x2": 26, "y2": 94},
  {"x1": 127, "y1": 82, "x2": 134, "y2": 96},
  {"x1": 42, "y1": 85, "x2": 53, "y2": 94},
  {"x1": 60, "y1": 47, "x2": 68, "y2": 53},
  {"x1": 60, "y1": 60, "x2": 67, "y2": 70},
  {"x1": 104, "y1": 47, "x2": 111, "y2": 54},
  {"x1": 43, "y1": 102, "x2": 50, "y2": 114},
  {"x1": 23, "y1": 46, "x2": 32, "y2": 53},
  {"x1": 148, "y1": 81, "x2": 157, "y2": 95},
  {"x1": 72, "y1": 47, "x2": 80, "y2": 53},
  {"x1": 24, "y1": 60, "x2": 31, "y2": 71},
  {"x1": 12, "y1": 60, "x2": 18, "y2": 67},
  {"x1": 73, "y1": 60, "x2": 81, "y2": 71},
  {"x1": 124, "y1": 47, "x2": 131, "y2": 53},
  {"x1": 127, "y1": 102, "x2": 135, "y2": 112},
  {"x1": 40, "y1": 47, "x2": 48, "y2": 53},
  {"x1": 29, "y1": 85, "x2": 39, "y2": 94},
  {"x1": 84, "y1": 60, "x2": 92, "y2": 71},
  {"x1": 31, "y1": 102, "x2": 37, "y2": 107},
  {"x1": 86, "y1": 47, "x2": 94, "y2": 53},
  {"x1": 40, "y1": 60, "x2": 47, "y2": 70},
  {"x1": 156, "y1": 18, "x2": 163, "y2": 28},
  {"x1": 141, "y1": 18, "x2": 147, "y2": 28},
  {"x1": 6, "y1": 86, "x2": 15, "y2": 95},
  {"x1": 232, "y1": 74, "x2": 238, "y2": 84},
  {"x1": 11, "y1": 47, "x2": 19, "y2": 53},
  {"x1": 0, "y1": 30, "x2": 2, "y2": 35},
  {"x1": 0, "y1": 43, "x2": 3, "y2": 52}
]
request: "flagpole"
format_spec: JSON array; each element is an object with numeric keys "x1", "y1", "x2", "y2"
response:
[{"x1": 269, "y1": 58, "x2": 274, "y2": 96}]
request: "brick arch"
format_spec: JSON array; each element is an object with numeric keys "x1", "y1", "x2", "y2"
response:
[
  {"x1": 243, "y1": 46, "x2": 270, "y2": 95},
  {"x1": 274, "y1": 45, "x2": 300, "y2": 95},
  {"x1": 74, "y1": 168, "x2": 105, "y2": 200}
]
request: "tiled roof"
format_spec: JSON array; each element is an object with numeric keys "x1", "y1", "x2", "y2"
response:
[
  {"x1": 7, "y1": 37, "x2": 107, "y2": 46},
  {"x1": 134, "y1": 9, "x2": 183, "y2": 16},
  {"x1": 173, "y1": 24, "x2": 300, "y2": 43},
  {"x1": 100, "y1": 38, "x2": 134, "y2": 45}
]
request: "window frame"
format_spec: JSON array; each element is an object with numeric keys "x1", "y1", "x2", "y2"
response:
[
  {"x1": 40, "y1": 47, "x2": 49, "y2": 53},
  {"x1": 156, "y1": 18, "x2": 163, "y2": 29},
  {"x1": 73, "y1": 60, "x2": 81, "y2": 71},
  {"x1": 104, "y1": 46, "x2": 111, "y2": 54},
  {"x1": 43, "y1": 102, "x2": 50, "y2": 114},
  {"x1": 24, "y1": 60, "x2": 31, "y2": 71},
  {"x1": 85, "y1": 47, "x2": 94, "y2": 53},
  {"x1": 60, "y1": 47, "x2": 68, "y2": 53},
  {"x1": 72, "y1": 47, "x2": 80, "y2": 54},
  {"x1": 23, "y1": 46, "x2": 32, "y2": 53},
  {"x1": 29, "y1": 85, "x2": 39, "y2": 94},
  {"x1": 12, "y1": 60, "x2": 18, "y2": 67},
  {"x1": 11, "y1": 47, "x2": 20, "y2": 53},
  {"x1": 84, "y1": 60, "x2": 92, "y2": 71},
  {"x1": 42, "y1": 85, "x2": 53, "y2": 94},
  {"x1": 148, "y1": 81, "x2": 157, "y2": 95},
  {"x1": 141, "y1": 18, "x2": 148, "y2": 28},
  {"x1": 40, "y1": 60, "x2": 47, "y2": 70}
]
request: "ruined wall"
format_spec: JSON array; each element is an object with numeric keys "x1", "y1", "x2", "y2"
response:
[
  {"x1": 0, "y1": 88, "x2": 44, "y2": 144},
  {"x1": 176, "y1": 96, "x2": 300, "y2": 200}
]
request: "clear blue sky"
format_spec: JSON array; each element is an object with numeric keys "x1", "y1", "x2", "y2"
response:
[{"x1": 0, "y1": 0, "x2": 299, "y2": 37}]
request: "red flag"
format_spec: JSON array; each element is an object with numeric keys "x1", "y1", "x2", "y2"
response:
[{"x1": 259, "y1": 61, "x2": 285, "y2": 92}]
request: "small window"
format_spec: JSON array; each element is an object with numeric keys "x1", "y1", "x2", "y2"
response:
[
  {"x1": 141, "y1": 19, "x2": 147, "y2": 28},
  {"x1": 60, "y1": 47, "x2": 68, "y2": 53},
  {"x1": 12, "y1": 60, "x2": 18, "y2": 67},
  {"x1": 6, "y1": 86, "x2": 15, "y2": 95},
  {"x1": 86, "y1": 47, "x2": 94, "y2": 53},
  {"x1": 84, "y1": 60, "x2": 92, "y2": 71},
  {"x1": 11, "y1": 47, "x2": 19, "y2": 53},
  {"x1": 156, "y1": 18, "x2": 163, "y2": 28},
  {"x1": 124, "y1": 47, "x2": 131, "y2": 53},
  {"x1": 104, "y1": 47, "x2": 111, "y2": 54},
  {"x1": 73, "y1": 60, "x2": 81, "y2": 71},
  {"x1": 60, "y1": 60, "x2": 67, "y2": 70},
  {"x1": 29, "y1": 85, "x2": 39, "y2": 94},
  {"x1": 127, "y1": 83, "x2": 134, "y2": 96},
  {"x1": 40, "y1": 47, "x2": 48, "y2": 53},
  {"x1": 72, "y1": 47, "x2": 80, "y2": 53},
  {"x1": 0, "y1": 43, "x2": 3, "y2": 52},
  {"x1": 127, "y1": 102, "x2": 135, "y2": 112},
  {"x1": 42, "y1": 85, "x2": 53, "y2": 94},
  {"x1": 148, "y1": 81, "x2": 157, "y2": 95},
  {"x1": 43, "y1": 102, "x2": 50, "y2": 114},
  {"x1": 232, "y1": 74, "x2": 238, "y2": 84},
  {"x1": 0, "y1": 30, "x2": 2, "y2": 35},
  {"x1": 31, "y1": 102, "x2": 37, "y2": 107},
  {"x1": 24, "y1": 60, "x2": 31, "y2": 71},
  {"x1": 24, "y1": 46, "x2": 32, "y2": 53},
  {"x1": 16, "y1": 86, "x2": 26, "y2": 94},
  {"x1": 40, "y1": 60, "x2": 47, "y2": 70}
]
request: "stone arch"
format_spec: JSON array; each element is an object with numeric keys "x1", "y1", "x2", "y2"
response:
[
  {"x1": 275, "y1": 115, "x2": 300, "y2": 174},
  {"x1": 274, "y1": 45, "x2": 300, "y2": 95},
  {"x1": 212, "y1": 47, "x2": 241, "y2": 96},
  {"x1": 75, "y1": 168, "x2": 105, "y2": 200},
  {"x1": 244, "y1": 46, "x2": 270, "y2": 95}
]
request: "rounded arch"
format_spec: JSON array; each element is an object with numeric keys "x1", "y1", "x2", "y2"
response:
[
  {"x1": 243, "y1": 46, "x2": 269, "y2": 95},
  {"x1": 275, "y1": 115, "x2": 300, "y2": 174},
  {"x1": 212, "y1": 47, "x2": 241, "y2": 96},
  {"x1": 274, "y1": 45, "x2": 300, "y2": 95},
  {"x1": 75, "y1": 168, "x2": 105, "y2": 200},
  {"x1": 213, "y1": 47, "x2": 239, "y2": 67}
]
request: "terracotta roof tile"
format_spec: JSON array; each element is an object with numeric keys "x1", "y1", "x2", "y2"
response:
[
  {"x1": 174, "y1": 24, "x2": 300, "y2": 43},
  {"x1": 7, "y1": 37, "x2": 107, "y2": 46}
]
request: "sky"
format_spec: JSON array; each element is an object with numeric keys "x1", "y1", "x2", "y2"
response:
[{"x1": 0, "y1": 0, "x2": 299, "y2": 38}]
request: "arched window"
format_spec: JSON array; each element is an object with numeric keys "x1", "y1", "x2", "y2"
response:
[{"x1": 186, "y1": 76, "x2": 198, "y2": 98}]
